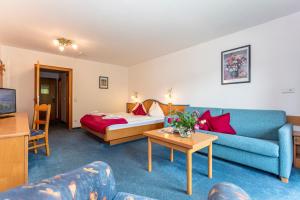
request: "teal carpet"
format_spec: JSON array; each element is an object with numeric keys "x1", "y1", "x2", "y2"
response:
[{"x1": 29, "y1": 125, "x2": 300, "y2": 200}]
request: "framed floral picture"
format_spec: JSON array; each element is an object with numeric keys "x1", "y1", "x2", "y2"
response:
[
  {"x1": 221, "y1": 45, "x2": 251, "y2": 85},
  {"x1": 99, "y1": 76, "x2": 108, "y2": 89}
]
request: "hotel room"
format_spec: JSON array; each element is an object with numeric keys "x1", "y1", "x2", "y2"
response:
[{"x1": 0, "y1": 1, "x2": 300, "y2": 200}]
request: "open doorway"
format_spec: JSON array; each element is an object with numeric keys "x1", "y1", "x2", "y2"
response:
[{"x1": 34, "y1": 63, "x2": 73, "y2": 130}]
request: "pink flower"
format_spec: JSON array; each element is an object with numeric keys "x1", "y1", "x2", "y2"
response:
[
  {"x1": 167, "y1": 118, "x2": 174, "y2": 124},
  {"x1": 176, "y1": 118, "x2": 181, "y2": 122},
  {"x1": 194, "y1": 124, "x2": 200, "y2": 130}
]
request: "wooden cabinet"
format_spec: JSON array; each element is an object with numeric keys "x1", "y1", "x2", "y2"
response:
[
  {"x1": 0, "y1": 113, "x2": 29, "y2": 192},
  {"x1": 294, "y1": 131, "x2": 300, "y2": 168}
]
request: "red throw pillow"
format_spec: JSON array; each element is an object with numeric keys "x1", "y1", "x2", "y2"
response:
[
  {"x1": 197, "y1": 110, "x2": 212, "y2": 131},
  {"x1": 132, "y1": 103, "x2": 147, "y2": 115},
  {"x1": 209, "y1": 113, "x2": 236, "y2": 134}
]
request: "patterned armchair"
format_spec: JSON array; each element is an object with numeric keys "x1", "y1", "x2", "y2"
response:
[
  {"x1": 0, "y1": 161, "x2": 155, "y2": 200},
  {"x1": 0, "y1": 161, "x2": 250, "y2": 200}
]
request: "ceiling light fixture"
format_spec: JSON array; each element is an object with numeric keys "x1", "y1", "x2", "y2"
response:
[{"x1": 52, "y1": 38, "x2": 78, "y2": 52}]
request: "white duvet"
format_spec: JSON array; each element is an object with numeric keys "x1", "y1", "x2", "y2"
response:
[{"x1": 89, "y1": 112, "x2": 164, "y2": 130}]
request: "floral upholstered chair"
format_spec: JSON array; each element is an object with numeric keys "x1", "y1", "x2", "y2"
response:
[{"x1": 0, "y1": 161, "x2": 156, "y2": 200}]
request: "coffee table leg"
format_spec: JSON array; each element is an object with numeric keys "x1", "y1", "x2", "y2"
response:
[
  {"x1": 208, "y1": 142, "x2": 212, "y2": 179},
  {"x1": 170, "y1": 148, "x2": 174, "y2": 162},
  {"x1": 186, "y1": 150, "x2": 192, "y2": 195},
  {"x1": 148, "y1": 137, "x2": 152, "y2": 172}
]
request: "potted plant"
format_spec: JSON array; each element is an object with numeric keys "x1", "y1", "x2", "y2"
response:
[{"x1": 169, "y1": 112, "x2": 198, "y2": 137}]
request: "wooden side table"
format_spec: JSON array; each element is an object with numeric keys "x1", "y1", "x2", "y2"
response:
[
  {"x1": 144, "y1": 129, "x2": 218, "y2": 195},
  {"x1": 294, "y1": 131, "x2": 300, "y2": 168}
]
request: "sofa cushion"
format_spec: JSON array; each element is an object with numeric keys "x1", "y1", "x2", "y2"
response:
[
  {"x1": 197, "y1": 110, "x2": 211, "y2": 131},
  {"x1": 185, "y1": 106, "x2": 222, "y2": 116},
  {"x1": 197, "y1": 130, "x2": 279, "y2": 158},
  {"x1": 222, "y1": 108, "x2": 286, "y2": 140},
  {"x1": 209, "y1": 113, "x2": 236, "y2": 135}
]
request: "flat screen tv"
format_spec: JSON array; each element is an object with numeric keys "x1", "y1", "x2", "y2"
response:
[{"x1": 0, "y1": 88, "x2": 16, "y2": 115}]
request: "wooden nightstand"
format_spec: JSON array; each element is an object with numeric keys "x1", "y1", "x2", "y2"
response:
[{"x1": 294, "y1": 131, "x2": 300, "y2": 168}]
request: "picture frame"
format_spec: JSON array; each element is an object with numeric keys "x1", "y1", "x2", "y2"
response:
[
  {"x1": 99, "y1": 76, "x2": 109, "y2": 89},
  {"x1": 221, "y1": 45, "x2": 251, "y2": 85}
]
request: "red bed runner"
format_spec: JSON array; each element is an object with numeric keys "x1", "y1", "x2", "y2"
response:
[{"x1": 80, "y1": 114, "x2": 128, "y2": 134}]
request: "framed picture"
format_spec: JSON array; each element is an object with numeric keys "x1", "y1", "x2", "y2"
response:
[
  {"x1": 99, "y1": 76, "x2": 108, "y2": 89},
  {"x1": 221, "y1": 45, "x2": 251, "y2": 85}
]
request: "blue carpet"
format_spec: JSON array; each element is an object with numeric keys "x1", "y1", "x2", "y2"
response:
[{"x1": 29, "y1": 125, "x2": 300, "y2": 200}]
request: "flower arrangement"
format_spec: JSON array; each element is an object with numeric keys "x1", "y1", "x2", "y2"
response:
[
  {"x1": 168, "y1": 111, "x2": 198, "y2": 137},
  {"x1": 225, "y1": 54, "x2": 247, "y2": 78}
]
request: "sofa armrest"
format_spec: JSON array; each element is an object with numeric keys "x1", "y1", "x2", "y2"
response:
[
  {"x1": 0, "y1": 161, "x2": 117, "y2": 200},
  {"x1": 278, "y1": 123, "x2": 293, "y2": 179}
]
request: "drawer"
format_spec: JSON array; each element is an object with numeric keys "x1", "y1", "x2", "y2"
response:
[{"x1": 294, "y1": 137, "x2": 300, "y2": 145}]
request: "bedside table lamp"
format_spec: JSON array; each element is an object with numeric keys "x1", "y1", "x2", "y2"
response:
[{"x1": 131, "y1": 91, "x2": 139, "y2": 103}]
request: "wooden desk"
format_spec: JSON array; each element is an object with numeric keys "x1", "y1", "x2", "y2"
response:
[
  {"x1": 0, "y1": 113, "x2": 29, "y2": 192},
  {"x1": 144, "y1": 129, "x2": 218, "y2": 195},
  {"x1": 294, "y1": 131, "x2": 300, "y2": 168}
]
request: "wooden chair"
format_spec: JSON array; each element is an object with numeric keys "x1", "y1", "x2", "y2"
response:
[{"x1": 29, "y1": 104, "x2": 51, "y2": 156}]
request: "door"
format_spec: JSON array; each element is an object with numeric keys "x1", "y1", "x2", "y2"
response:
[
  {"x1": 40, "y1": 78, "x2": 57, "y2": 121},
  {"x1": 34, "y1": 63, "x2": 40, "y2": 105},
  {"x1": 57, "y1": 78, "x2": 62, "y2": 121}
]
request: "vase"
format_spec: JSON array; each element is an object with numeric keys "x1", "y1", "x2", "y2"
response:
[
  {"x1": 178, "y1": 127, "x2": 193, "y2": 138},
  {"x1": 230, "y1": 70, "x2": 239, "y2": 78}
]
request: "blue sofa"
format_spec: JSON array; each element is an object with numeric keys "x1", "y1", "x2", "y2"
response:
[
  {"x1": 0, "y1": 161, "x2": 156, "y2": 200},
  {"x1": 166, "y1": 106, "x2": 293, "y2": 182}
]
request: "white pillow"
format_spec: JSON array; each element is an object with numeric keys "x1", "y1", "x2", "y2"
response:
[{"x1": 148, "y1": 102, "x2": 165, "y2": 117}]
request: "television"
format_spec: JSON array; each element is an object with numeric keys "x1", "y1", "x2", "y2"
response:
[{"x1": 0, "y1": 88, "x2": 16, "y2": 115}]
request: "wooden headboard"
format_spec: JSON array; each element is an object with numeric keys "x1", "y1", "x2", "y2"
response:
[
  {"x1": 287, "y1": 115, "x2": 300, "y2": 126},
  {"x1": 126, "y1": 99, "x2": 188, "y2": 116}
]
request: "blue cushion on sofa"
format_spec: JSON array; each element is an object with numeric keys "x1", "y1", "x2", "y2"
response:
[
  {"x1": 197, "y1": 130, "x2": 279, "y2": 157},
  {"x1": 185, "y1": 107, "x2": 222, "y2": 116},
  {"x1": 222, "y1": 108, "x2": 286, "y2": 140}
]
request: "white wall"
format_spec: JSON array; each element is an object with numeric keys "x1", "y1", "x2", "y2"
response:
[
  {"x1": 129, "y1": 12, "x2": 300, "y2": 115},
  {"x1": 1, "y1": 46, "x2": 128, "y2": 127}
]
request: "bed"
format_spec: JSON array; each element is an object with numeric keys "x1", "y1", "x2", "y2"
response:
[{"x1": 80, "y1": 99, "x2": 187, "y2": 145}]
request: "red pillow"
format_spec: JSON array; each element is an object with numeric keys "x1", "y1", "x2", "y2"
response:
[
  {"x1": 197, "y1": 110, "x2": 212, "y2": 131},
  {"x1": 209, "y1": 113, "x2": 236, "y2": 134},
  {"x1": 132, "y1": 103, "x2": 147, "y2": 115}
]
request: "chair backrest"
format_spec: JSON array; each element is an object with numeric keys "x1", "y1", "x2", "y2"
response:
[{"x1": 32, "y1": 104, "x2": 51, "y2": 133}]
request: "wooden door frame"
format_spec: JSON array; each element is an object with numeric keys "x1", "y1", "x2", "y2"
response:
[{"x1": 34, "y1": 63, "x2": 73, "y2": 130}]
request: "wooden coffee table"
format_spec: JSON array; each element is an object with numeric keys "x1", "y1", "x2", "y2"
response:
[{"x1": 144, "y1": 129, "x2": 218, "y2": 195}]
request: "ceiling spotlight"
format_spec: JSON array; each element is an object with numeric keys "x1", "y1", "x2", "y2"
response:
[
  {"x1": 53, "y1": 38, "x2": 78, "y2": 52},
  {"x1": 53, "y1": 39, "x2": 59, "y2": 46},
  {"x1": 59, "y1": 46, "x2": 65, "y2": 52},
  {"x1": 72, "y1": 43, "x2": 78, "y2": 50}
]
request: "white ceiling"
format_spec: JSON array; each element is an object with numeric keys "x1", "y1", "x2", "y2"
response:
[{"x1": 0, "y1": 0, "x2": 300, "y2": 66}]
